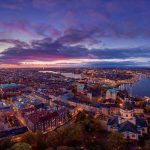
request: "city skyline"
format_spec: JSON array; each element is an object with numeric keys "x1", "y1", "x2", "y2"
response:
[{"x1": 0, "y1": 0, "x2": 150, "y2": 68}]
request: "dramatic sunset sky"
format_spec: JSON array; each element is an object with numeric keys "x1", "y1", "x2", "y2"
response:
[{"x1": 0, "y1": 0, "x2": 150, "y2": 68}]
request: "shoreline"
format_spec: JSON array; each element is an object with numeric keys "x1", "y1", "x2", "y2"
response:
[{"x1": 118, "y1": 76, "x2": 150, "y2": 98}]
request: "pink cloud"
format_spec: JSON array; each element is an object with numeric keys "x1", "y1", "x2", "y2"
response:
[
  {"x1": 48, "y1": 28, "x2": 61, "y2": 38},
  {"x1": 0, "y1": 21, "x2": 32, "y2": 36}
]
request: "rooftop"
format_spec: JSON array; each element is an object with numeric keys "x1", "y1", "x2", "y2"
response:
[{"x1": 0, "y1": 83, "x2": 20, "y2": 89}]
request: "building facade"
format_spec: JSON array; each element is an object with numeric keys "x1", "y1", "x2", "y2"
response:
[
  {"x1": 106, "y1": 89, "x2": 117, "y2": 100},
  {"x1": 107, "y1": 102, "x2": 148, "y2": 140},
  {"x1": 21, "y1": 107, "x2": 68, "y2": 132}
]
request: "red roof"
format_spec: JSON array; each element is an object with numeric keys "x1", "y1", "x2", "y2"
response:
[{"x1": 26, "y1": 108, "x2": 66, "y2": 124}]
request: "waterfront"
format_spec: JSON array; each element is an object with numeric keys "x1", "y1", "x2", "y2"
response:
[{"x1": 120, "y1": 77, "x2": 150, "y2": 97}]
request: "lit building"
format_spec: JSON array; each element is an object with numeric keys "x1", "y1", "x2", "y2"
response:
[
  {"x1": 77, "y1": 83, "x2": 85, "y2": 92},
  {"x1": 106, "y1": 89, "x2": 117, "y2": 100},
  {"x1": 107, "y1": 102, "x2": 148, "y2": 140},
  {"x1": 87, "y1": 93, "x2": 92, "y2": 100},
  {"x1": 22, "y1": 108, "x2": 68, "y2": 132}
]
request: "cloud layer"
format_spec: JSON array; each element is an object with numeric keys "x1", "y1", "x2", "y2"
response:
[
  {"x1": 0, "y1": 36, "x2": 149, "y2": 67},
  {"x1": 0, "y1": 0, "x2": 150, "y2": 67}
]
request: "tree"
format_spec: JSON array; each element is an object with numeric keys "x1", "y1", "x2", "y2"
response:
[
  {"x1": 108, "y1": 132, "x2": 126, "y2": 150},
  {"x1": 21, "y1": 131, "x2": 47, "y2": 150},
  {"x1": 85, "y1": 141, "x2": 106, "y2": 150},
  {"x1": 75, "y1": 111, "x2": 86, "y2": 122},
  {"x1": 116, "y1": 96, "x2": 121, "y2": 104},
  {"x1": 0, "y1": 138, "x2": 14, "y2": 150},
  {"x1": 82, "y1": 119, "x2": 95, "y2": 133},
  {"x1": 57, "y1": 146, "x2": 75, "y2": 150},
  {"x1": 93, "y1": 119, "x2": 103, "y2": 133},
  {"x1": 67, "y1": 111, "x2": 72, "y2": 120},
  {"x1": 137, "y1": 137, "x2": 145, "y2": 148},
  {"x1": 62, "y1": 124, "x2": 83, "y2": 146},
  {"x1": 71, "y1": 86, "x2": 77, "y2": 94},
  {"x1": 144, "y1": 139, "x2": 150, "y2": 150},
  {"x1": 82, "y1": 117, "x2": 103, "y2": 133},
  {"x1": 11, "y1": 142, "x2": 32, "y2": 150},
  {"x1": 35, "y1": 132, "x2": 47, "y2": 150},
  {"x1": 46, "y1": 131, "x2": 60, "y2": 148},
  {"x1": 86, "y1": 114, "x2": 94, "y2": 121},
  {"x1": 21, "y1": 132, "x2": 35, "y2": 145},
  {"x1": 145, "y1": 106, "x2": 150, "y2": 113},
  {"x1": 45, "y1": 148, "x2": 54, "y2": 150},
  {"x1": 47, "y1": 124, "x2": 83, "y2": 148}
]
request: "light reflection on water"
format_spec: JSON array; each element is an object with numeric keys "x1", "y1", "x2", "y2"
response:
[{"x1": 119, "y1": 77, "x2": 150, "y2": 97}]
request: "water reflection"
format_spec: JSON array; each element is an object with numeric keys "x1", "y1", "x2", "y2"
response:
[{"x1": 119, "y1": 77, "x2": 150, "y2": 97}]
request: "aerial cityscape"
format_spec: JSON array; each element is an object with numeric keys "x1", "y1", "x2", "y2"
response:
[{"x1": 0, "y1": 0, "x2": 150, "y2": 150}]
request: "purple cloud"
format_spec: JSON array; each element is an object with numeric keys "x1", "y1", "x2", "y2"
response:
[
  {"x1": 0, "y1": 36, "x2": 149, "y2": 66},
  {"x1": 0, "y1": 0, "x2": 150, "y2": 67}
]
